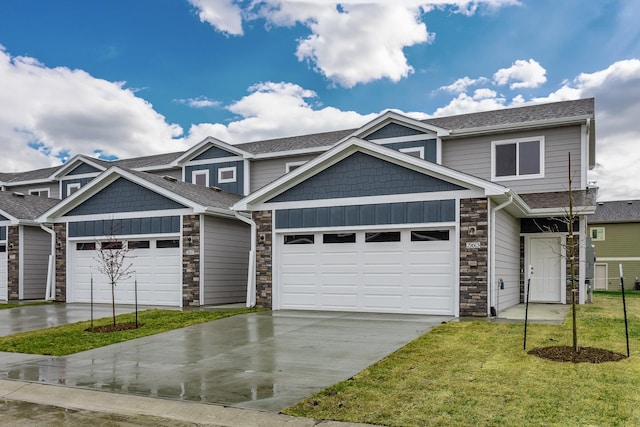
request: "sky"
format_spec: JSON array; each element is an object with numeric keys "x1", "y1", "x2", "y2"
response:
[{"x1": 0, "y1": 0, "x2": 639, "y2": 201}]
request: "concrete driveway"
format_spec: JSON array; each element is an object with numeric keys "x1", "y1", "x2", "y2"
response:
[{"x1": 0, "y1": 307, "x2": 451, "y2": 412}]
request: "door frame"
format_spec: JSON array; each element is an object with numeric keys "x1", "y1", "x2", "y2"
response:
[{"x1": 524, "y1": 234, "x2": 566, "y2": 304}]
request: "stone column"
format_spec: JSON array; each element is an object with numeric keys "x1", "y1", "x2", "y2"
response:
[
  {"x1": 54, "y1": 223, "x2": 67, "y2": 302},
  {"x1": 459, "y1": 198, "x2": 489, "y2": 317},
  {"x1": 182, "y1": 214, "x2": 201, "y2": 307},
  {"x1": 7, "y1": 225, "x2": 19, "y2": 300},
  {"x1": 253, "y1": 210, "x2": 272, "y2": 308}
]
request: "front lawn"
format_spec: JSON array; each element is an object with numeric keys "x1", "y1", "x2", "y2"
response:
[
  {"x1": 285, "y1": 292, "x2": 640, "y2": 426},
  {"x1": 0, "y1": 308, "x2": 259, "y2": 356}
]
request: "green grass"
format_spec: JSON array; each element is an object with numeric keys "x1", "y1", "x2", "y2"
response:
[
  {"x1": 0, "y1": 301, "x2": 55, "y2": 309},
  {"x1": 285, "y1": 292, "x2": 640, "y2": 427},
  {"x1": 0, "y1": 308, "x2": 259, "y2": 356}
]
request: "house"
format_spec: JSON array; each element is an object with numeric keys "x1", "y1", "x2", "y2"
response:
[
  {"x1": 589, "y1": 200, "x2": 640, "y2": 290},
  {"x1": 0, "y1": 191, "x2": 59, "y2": 301},
  {"x1": 2, "y1": 97, "x2": 597, "y2": 317}
]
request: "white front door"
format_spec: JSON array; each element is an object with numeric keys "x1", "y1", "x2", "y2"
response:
[
  {"x1": 529, "y1": 237, "x2": 563, "y2": 303},
  {"x1": 594, "y1": 264, "x2": 608, "y2": 290}
]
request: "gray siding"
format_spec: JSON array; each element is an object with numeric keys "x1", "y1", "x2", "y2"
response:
[
  {"x1": 61, "y1": 177, "x2": 94, "y2": 198},
  {"x1": 6, "y1": 183, "x2": 59, "y2": 199},
  {"x1": 66, "y1": 178, "x2": 186, "y2": 216},
  {"x1": 193, "y1": 146, "x2": 237, "y2": 161},
  {"x1": 495, "y1": 209, "x2": 521, "y2": 311},
  {"x1": 276, "y1": 200, "x2": 455, "y2": 229},
  {"x1": 69, "y1": 216, "x2": 180, "y2": 237},
  {"x1": 22, "y1": 226, "x2": 51, "y2": 300},
  {"x1": 249, "y1": 154, "x2": 318, "y2": 192},
  {"x1": 269, "y1": 152, "x2": 465, "y2": 203},
  {"x1": 185, "y1": 160, "x2": 244, "y2": 195},
  {"x1": 442, "y1": 125, "x2": 583, "y2": 193},
  {"x1": 67, "y1": 163, "x2": 101, "y2": 175},
  {"x1": 202, "y1": 216, "x2": 250, "y2": 305}
]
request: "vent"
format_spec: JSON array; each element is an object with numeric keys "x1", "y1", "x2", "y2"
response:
[
  {"x1": 628, "y1": 201, "x2": 633, "y2": 205},
  {"x1": 162, "y1": 175, "x2": 178, "y2": 182},
  {"x1": 12, "y1": 192, "x2": 25, "y2": 198},
  {"x1": 210, "y1": 186, "x2": 222, "y2": 192}
]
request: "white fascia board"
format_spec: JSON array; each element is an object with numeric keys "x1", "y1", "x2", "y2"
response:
[
  {"x1": 50, "y1": 155, "x2": 107, "y2": 179},
  {"x1": 446, "y1": 115, "x2": 592, "y2": 139},
  {"x1": 200, "y1": 206, "x2": 240, "y2": 219},
  {"x1": 0, "y1": 210, "x2": 20, "y2": 224},
  {"x1": 173, "y1": 136, "x2": 252, "y2": 166}
]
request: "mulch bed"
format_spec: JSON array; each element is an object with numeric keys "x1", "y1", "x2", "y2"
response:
[
  {"x1": 85, "y1": 322, "x2": 143, "y2": 333},
  {"x1": 528, "y1": 346, "x2": 626, "y2": 363}
]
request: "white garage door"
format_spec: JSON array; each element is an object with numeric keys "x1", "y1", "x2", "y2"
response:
[
  {"x1": 71, "y1": 238, "x2": 182, "y2": 306},
  {"x1": 0, "y1": 244, "x2": 7, "y2": 301},
  {"x1": 279, "y1": 228, "x2": 456, "y2": 315}
]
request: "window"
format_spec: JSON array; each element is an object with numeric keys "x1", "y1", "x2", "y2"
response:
[
  {"x1": 492, "y1": 137, "x2": 544, "y2": 180},
  {"x1": 284, "y1": 234, "x2": 314, "y2": 245},
  {"x1": 157, "y1": 239, "x2": 180, "y2": 248},
  {"x1": 67, "y1": 183, "x2": 81, "y2": 196},
  {"x1": 100, "y1": 241, "x2": 123, "y2": 250},
  {"x1": 323, "y1": 233, "x2": 356, "y2": 244},
  {"x1": 365, "y1": 232, "x2": 401, "y2": 243},
  {"x1": 76, "y1": 242, "x2": 96, "y2": 251},
  {"x1": 285, "y1": 161, "x2": 307, "y2": 173},
  {"x1": 218, "y1": 167, "x2": 236, "y2": 183},
  {"x1": 128, "y1": 240, "x2": 150, "y2": 249},
  {"x1": 590, "y1": 227, "x2": 605, "y2": 241},
  {"x1": 411, "y1": 230, "x2": 450, "y2": 241},
  {"x1": 399, "y1": 147, "x2": 425, "y2": 159},
  {"x1": 28, "y1": 188, "x2": 50, "y2": 198},
  {"x1": 0, "y1": 245, "x2": 6, "y2": 253},
  {"x1": 192, "y1": 170, "x2": 209, "y2": 187}
]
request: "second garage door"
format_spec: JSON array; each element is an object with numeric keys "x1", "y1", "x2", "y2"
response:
[{"x1": 279, "y1": 228, "x2": 456, "y2": 315}]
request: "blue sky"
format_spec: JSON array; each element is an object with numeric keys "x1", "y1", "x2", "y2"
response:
[{"x1": 0, "y1": 0, "x2": 639, "y2": 200}]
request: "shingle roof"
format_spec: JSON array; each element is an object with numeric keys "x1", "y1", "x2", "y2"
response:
[
  {"x1": 0, "y1": 191, "x2": 60, "y2": 220},
  {"x1": 589, "y1": 200, "x2": 640, "y2": 223},
  {"x1": 235, "y1": 128, "x2": 355, "y2": 155},
  {"x1": 2, "y1": 166, "x2": 60, "y2": 183},
  {"x1": 520, "y1": 189, "x2": 597, "y2": 210},
  {"x1": 114, "y1": 151, "x2": 183, "y2": 169}
]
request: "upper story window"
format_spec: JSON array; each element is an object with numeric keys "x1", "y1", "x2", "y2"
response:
[
  {"x1": 192, "y1": 170, "x2": 209, "y2": 187},
  {"x1": 399, "y1": 147, "x2": 425, "y2": 159},
  {"x1": 28, "y1": 188, "x2": 50, "y2": 198},
  {"x1": 590, "y1": 227, "x2": 605, "y2": 241},
  {"x1": 492, "y1": 137, "x2": 544, "y2": 181},
  {"x1": 67, "y1": 183, "x2": 81, "y2": 196},
  {"x1": 285, "y1": 161, "x2": 307, "y2": 173},
  {"x1": 218, "y1": 167, "x2": 236, "y2": 183}
]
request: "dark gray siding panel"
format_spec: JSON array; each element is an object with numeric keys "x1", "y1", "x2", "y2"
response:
[
  {"x1": 275, "y1": 200, "x2": 455, "y2": 229},
  {"x1": 22, "y1": 226, "x2": 51, "y2": 299},
  {"x1": 269, "y1": 152, "x2": 464, "y2": 203},
  {"x1": 193, "y1": 146, "x2": 237, "y2": 161},
  {"x1": 67, "y1": 163, "x2": 101, "y2": 175},
  {"x1": 0, "y1": 226, "x2": 5, "y2": 240},
  {"x1": 68, "y1": 216, "x2": 181, "y2": 237},
  {"x1": 65, "y1": 178, "x2": 186, "y2": 216},
  {"x1": 384, "y1": 139, "x2": 437, "y2": 162},
  {"x1": 61, "y1": 177, "x2": 94, "y2": 198},
  {"x1": 185, "y1": 161, "x2": 244, "y2": 195},
  {"x1": 366, "y1": 123, "x2": 425, "y2": 139}
]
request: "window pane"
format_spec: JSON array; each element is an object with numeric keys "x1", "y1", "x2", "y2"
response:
[
  {"x1": 284, "y1": 234, "x2": 314, "y2": 244},
  {"x1": 365, "y1": 232, "x2": 401, "y2": 243},
  {"x1": 194, "y1": 173, "x2": 207, "y2": 186},
  {"x1": 101, "y1": 241, "x2": 123, "y2": 250},
  {"x1": 157, "y1": 239, "x2": 180, "y2": 248},
  {"x1": 128, "y1": 240, "x2": 150, "y2": 249},
  {"x1": 323, "y1": 233, "x2": 356, "y2": 243},
  {"x1": 519, "y1": 141, "x2": 540, "y2": 175},
  {"x1": 76, "y1": 242, "x2": 96, "y2": 251},
  {"x1": 411, "y1": 230, "x2": 449, "y2": 241},
  {"x1": 0, "y1": 245, "x2": 7, "y2": 253},
  {"x1": 495, "y1": 144, "x2": 516, "y2": 177}
]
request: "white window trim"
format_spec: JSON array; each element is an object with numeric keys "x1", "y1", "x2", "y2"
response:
[
  {"x1": 218, "y1": 167, "x2": 236, "y2": 183},
  {"x1": 399, "y1": 146, "x2": 425, "y2": 159},
  {"x1": 590, "y1": 226, "x2": 605, "y2": 241},
  {"x1": 491, "y1": 136, "x2": 545, "y2": 181},
  {"x1": 192, "y1": 170, "x2": 209, "y2": 187},
  {"x1": 66, "y1": 183, "x2": 81, "y2": 196},
  {"x1": 285, "y1": 161, "x2": 307, "y2": 173},
  {"x1": 28, "y1": 188, "x2": 50, "y2": 198}
]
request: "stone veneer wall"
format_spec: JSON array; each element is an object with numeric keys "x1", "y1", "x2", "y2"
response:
[
  {"x1": 459, "y1": 198, "x2": 489, "y2": 317},
  {"x1": 54, "y1": 223, "x2": 67, "y2": 302},
  {"x1": 182, "y1": 214, "x2": 200, "y2": 307},
  {"x1": 7, "y1": 225, "x2": 19, "y2": 300},
  {"x1": 253, "y1": 210, "x2": 273, "y2": 308}
]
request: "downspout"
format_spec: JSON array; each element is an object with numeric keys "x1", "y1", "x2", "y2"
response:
[
  {"x1": 489, "y1": 195, "x2": 513, "y2": 317},
  {"x1": 233, "y1": 211, "x2": 256, "y2": 307},
  {"x1": 40, "y1": 224, "x2": 56, "y2": 301}
]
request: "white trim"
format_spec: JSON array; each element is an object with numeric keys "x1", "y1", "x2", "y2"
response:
[
  {"x1": 186, "y1": 156, "x2": 242, "y2": 167},
  {"x1": 398, "y1": 146, "x2": 425, "y2": 159},
  {"x1": 243, "y1": 159, "x2": 250, "y2": 196},
  {"x1": 580, "y1": 124, "x2": 588, "y2": 188},
  {"x1": 491, "y1": 136, "x2": 545, "y2": 181},
  {"x1": 61, "y1": 172, "x2": 100, "y2": 180},
  {"x1": 274, "y1": 221, "x2": 457, "y2": 234},
  {"x1": 50, "y1": 155, "x2": 107, "y2": 179},
  {"x1": 66, "y1": 183, "x2": 82, "y2": 197},
  {"x1": 285, "y1": 160, "x2": 308, "y2": 173},
  {"x1": 192, "y1": 169, "x2": 209, "y2": 187},
  {"x1": 173, "y1": 136, "x2": 252, "y2": 166},
  {"x1": 28, "y1": 188, "x2": 51, "y2": 198},
  {"x1": 368, "y1": 134, "x2": 437, "y2": 144},
  {"x1": 596, "y1": 257, "x2": 640, "y2": 262},
  {"x1": 590, "y1": 226, "x2": 605, "y2": 241},
  {"x1": 454, "y1": 199, "x2": 460, "y2": 317},
  {"x1": 217, "y1": 167, "x2": 237, "y2": 183}
]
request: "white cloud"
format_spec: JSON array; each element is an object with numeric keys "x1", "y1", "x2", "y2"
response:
[
  {"x1": 188, "y1": 0, "x2": 244, "y2": 36},
  {"x1": 439, "y1": 76, "x2": 489, "y2": 94},
  {"x1": 173, "y1": 97, "x2": 221, "y2": 108},
  {"x1": 493, "y1": 58, "x2": 547, "y2": 89},
  {"x1": 0, "y1": 46, "x2": 187, "y2": 172}
]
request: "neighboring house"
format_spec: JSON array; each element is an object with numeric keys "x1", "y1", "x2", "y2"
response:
[
  {"x1": 589, "y1": 200, "x2": 640, "y2": 290},
  {"x1": 0, "y1": 191, "x2": 59, "y2": 301},
  {"x1": 2, "y1": 98, "x2": 597, "y2": 316}
]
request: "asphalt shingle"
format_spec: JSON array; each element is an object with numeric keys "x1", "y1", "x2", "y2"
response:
[{"x1": 589, "y1": 200, "x2": 640, "y2": 223}]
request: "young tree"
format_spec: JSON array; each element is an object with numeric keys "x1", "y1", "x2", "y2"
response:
[{"x1": 94, "y1": 234, "x2": 134, "y2": 326}]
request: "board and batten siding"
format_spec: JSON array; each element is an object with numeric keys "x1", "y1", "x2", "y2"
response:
[
  {"x1": 22, "y1": 226, "x2": 51, "y2": 300},
  {"x1": 202, "y1": 216, "x2": 250, "y2": 305},
  {"x1": 442, "y1": 125, "x2": 582, "y2": 194},
  {"x1": 249, "y1": 154, "x2": 318, "y2": 192},
  {"x1": 494, "y1": 208, "x2": 521, "y2": 311}
]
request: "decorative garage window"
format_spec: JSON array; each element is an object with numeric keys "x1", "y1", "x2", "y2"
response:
[
  {"x1": 28, "y1": 188, "x2": 50, "y2": 198},
  {"x1": 0, "y1": 244, "x2": 6, "y2": 253},
  {"x1": 192, "y1": 170, "x2": 209, "y2": 187},
  {"x1": 492, "y1": 137, "x2": 544, "y2": 180},
  {"x1": 285, "y1": 161, "x2": 307, "y2": 173},
  {"x1": 323, "y1": 233, "x2": 356, "y2": 243},
  {"x1": 101, "y1": 241, "x2": 123, "y2": 250},
  {"x1": 76, "y1": 242, "x2": 96, "y2": 251},
  {"x1": 411, "y1": 230, "x2": 450, "y2": 241},
  {"x1": 67, "y1": 183, "x2": 81, "y2": 196},
  {"x1": 157, "y1": 239, "x2": 180, "y2": 248},
  {"x1": 284, "y1": 234, "x2": 314, "y2": 245},
  {"x1": 218, "y1": 167, "x2": 236, "y2": 183},
  {"x1": 128, "y1": 240, "x2": 150, "y2": 249},
  {"x1": 365, "y1": 231, "x2": 401, "y2": 243},
  {"x1": 590, "y1": 227, "x2": 605, "y2": 241},
  {"x1": 399, "y1": 146, "x2": 425, "y2": 159}
]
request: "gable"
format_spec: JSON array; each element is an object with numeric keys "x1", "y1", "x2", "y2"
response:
[
  {"x1": 67, "y1": 162, "x2": 102, "y2": 175},
  {"x1": 365, "y1": 122, "x2": 428, "y2": 140},
  {"x1": 0, "y1": 213, "x2": 8, "y2": 222},
  {"x1": 65, "y1": 177, "x2": 187, "y2": 216},
  {"x1": 268, "y1": 151, "x2": 466, "y2": 203},
  {"x1": 193, "y1": 146, "x2": 238, "y2": 161}
]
